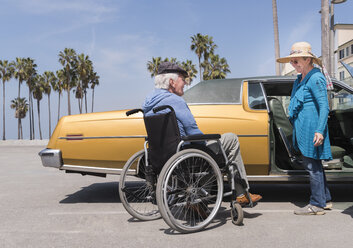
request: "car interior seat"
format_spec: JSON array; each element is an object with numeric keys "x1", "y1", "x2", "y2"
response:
[{"x1": 267, "y1": 97, "x2": 345, "y2": 170}]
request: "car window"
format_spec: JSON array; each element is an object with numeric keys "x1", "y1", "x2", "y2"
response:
[
  {"x1": 183, "y1": 79, "x2": 242, "y2": 104},
  {"x1": 331, "y1": 86, "x2": 353, "y2": 111},
  {"x1": 248, "y1": 83, "x2": 266, "y2": 110}
]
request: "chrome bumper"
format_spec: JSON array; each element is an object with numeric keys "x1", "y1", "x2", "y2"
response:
[{"x1": 38, "y1": 148, "x2": 63, "y2": 169}]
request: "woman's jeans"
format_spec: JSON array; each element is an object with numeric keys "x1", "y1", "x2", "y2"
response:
[{"x1": 302, "y1": 156, "x2": 331, "y2": 208}]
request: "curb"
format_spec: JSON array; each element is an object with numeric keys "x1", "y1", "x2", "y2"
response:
[{"x1": 0, "y1": 140, "x2": 49, "y2": 146}]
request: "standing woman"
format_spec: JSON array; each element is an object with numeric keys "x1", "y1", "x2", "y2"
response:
[{"x1": 277, "y1": 42, "x2": 332, "y2": 215}]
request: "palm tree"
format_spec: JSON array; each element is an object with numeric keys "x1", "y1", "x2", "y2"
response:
[
  {"x1": 147, "y1": 57, "x2": 163, "y2": 78},
  {"x1": 32, "y1": 77, "x2": 44, "y2": 140},
  {"x1": 13, "y1": 57, "x2": 27, "y2": 139},
  {"x1": 191, "y1": 34, "x2": 208, "y2": 81},
  {"x1": 10, "y1": 97, "x2": 28, "y2": 139},
  {"x1": 164, "y1": 57, "x2": 179, "y2": 64},
  {"x1": 59, "y1": 48, "x2": 77, "y2": 115},
  {"x1": 191, "y1": 33, "x2": 218, "y2": 82},
  {"x1": 180, "y1": 60, "x2": 198, "y2": 85},
  {"x1": 90, "y1": 72, "x2": 99, "y2": 113},
  {"x1": 76, "y1": 53, "x2": 92, "y2": 113},
  {"x1": 74, "y1": 82, "x2": 83, "y2": 113},
  {"x1": 42, "y1": 71, "x2": 56, "y2": 138},
  {"x1": 55, "y1": 70, "x2": 65, "y2": 122},
  {"x1": 24, "y1": 58, "x2": 37, "y2": 140},
  {"x1": 202, "y1": 54, "x2": 231, "y2": 80},
  {"x1": 0, "y1": 60, "x2": 14, "y2": 140}
]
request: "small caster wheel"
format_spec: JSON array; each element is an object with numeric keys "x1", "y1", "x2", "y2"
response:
[{"x1": 231, "y1": 201, "x2": 243, "y2": 225}]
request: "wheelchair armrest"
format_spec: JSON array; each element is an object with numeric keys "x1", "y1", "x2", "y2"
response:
[
  {"x1": 126, "y1": 109, "x2": 143, "y2": 116},
  {"x1": 182, "y1": 134, "x2": 221, "y2": 142}
]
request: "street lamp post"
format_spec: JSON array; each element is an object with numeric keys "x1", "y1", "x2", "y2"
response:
[{"x1": 322, "y1": 0, "x2": 347, "y2": 78}]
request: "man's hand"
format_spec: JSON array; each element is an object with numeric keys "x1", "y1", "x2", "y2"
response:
[{"x1": 313, "y1": 132, "x2": 324, "y2": 147}]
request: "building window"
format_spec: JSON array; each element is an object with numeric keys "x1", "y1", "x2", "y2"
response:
[
  {"x1": 351, "y1": 44, "x2": 353, "y2": 55},
  {"x1": 346, "y1": 47, "x2": 350, "y2": 57},
  {"x1": 339, "y1": 49, "x2": 345, "y2": 59},
  {"x1": 339, "y1": 71, "x2": 345, "y2": 81}
]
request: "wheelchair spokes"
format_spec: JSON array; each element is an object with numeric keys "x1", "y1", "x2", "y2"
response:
[
  {"x1": 156, "y1": 149, "x2": 223, "y2": 233},
  {"x1": 119, "y1": 150, "x2": 160, "y2": 221}
]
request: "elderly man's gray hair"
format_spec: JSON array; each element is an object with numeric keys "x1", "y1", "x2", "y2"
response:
[{"x1": 154, "y1": 73, "x2": 179, "y2": 89}]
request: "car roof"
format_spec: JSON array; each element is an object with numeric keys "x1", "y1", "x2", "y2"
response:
[{"x1": 184, "y1": 75, "x2": 353, "y2": 103}]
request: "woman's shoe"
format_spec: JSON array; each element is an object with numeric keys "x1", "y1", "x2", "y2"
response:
[
  {"x1": 294, "y1": 204, "x2": 325, "y2": 215},
  {"x1": 324, "y1": 201, "x2": 333, "y2": 210}
]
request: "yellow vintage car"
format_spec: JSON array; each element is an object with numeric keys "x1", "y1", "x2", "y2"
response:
[{"x1": 39, "y1": 76, "x2": 353, "y2": 182}]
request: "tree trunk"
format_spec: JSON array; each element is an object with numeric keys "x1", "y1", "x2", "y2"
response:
[
  {"x1": 18, "y1": 117, "x2": 20, "y2": 139},
  {"x1": 91, "y1": 88, "x2": 95, "y2": 113},
  {"x1": 2, "y1": 81, "x2": 5, "y2": 140},
  {"x1": 18, "y1": 79, "x2": 21, "y2": 139},
  {"x1": 67, "y1": 89, "x2": 71, "y2": 115},
  {"x1": 29, "y1": 90, "x2": 32, "y2": 140},
  {"x1": 18, "y1": 80, "x2": 21, "y2": 99},
  {"x1": 31, "y1": 94, "x2": 35, "y2": 139},
  {"x1": 20, "y1": 119, "x2": 23, "y2": 139},
  {"x1": 272, "y1": 0, "x2": 281, "y2": 75},
  {"x1": 48, "y1": 94, "x2": 51, "y2": 138},
  {"x1": 84, "y1": 92, "x2": 87, "y2": 113},
  {"x1": 37, "y1": 99, "x2": 42, "y2": 140},
  {"x1": 57, "y1": 93, "x2": 61, "y2": 122},
  {"x1": 78, "y1": 98, "x2": 81, "y2": 113},
  {"x1": 198, "y1": 57, "x2": 202, "y2": 82}
]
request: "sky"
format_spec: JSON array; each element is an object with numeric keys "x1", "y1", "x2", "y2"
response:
[{"x1": 0, "y1": 0, "x2": 353, "y2": 140}]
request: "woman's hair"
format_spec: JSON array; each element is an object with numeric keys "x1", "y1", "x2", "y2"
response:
[
  {"x1": 154, "y1": 73, "x2": 179, "y2": 89},
  {"x1": 304, "y1": 57, "x2": 314, "y2": 65}
]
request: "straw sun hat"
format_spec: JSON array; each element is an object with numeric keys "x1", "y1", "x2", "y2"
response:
[{"x1": 276, "y1": 41, "x2": 322, "y2": 67}]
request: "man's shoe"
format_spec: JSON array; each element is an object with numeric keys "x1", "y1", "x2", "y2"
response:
[
  {"x1": 236, "y1": 193, "x2": 262, "y2": 205},
  {"x1": 324, "y1": 201, "x2": 333, "y2": 210},
  {"x1": 294, "y1": 204, "x2": 325, "y2": 215}
]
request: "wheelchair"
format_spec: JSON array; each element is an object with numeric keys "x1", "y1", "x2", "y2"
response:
[{"x1": 118, "y1": 105, "x2": 254, "y2": 233}]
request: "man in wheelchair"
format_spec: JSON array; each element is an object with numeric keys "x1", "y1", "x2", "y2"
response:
[{"x1": 142, "y1": 61, "x2": 262, "y2": 205}]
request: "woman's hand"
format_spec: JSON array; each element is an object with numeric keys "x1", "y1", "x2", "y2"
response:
[{"x1": 313, "y1": 132, "x2": 324, "y2": 147}]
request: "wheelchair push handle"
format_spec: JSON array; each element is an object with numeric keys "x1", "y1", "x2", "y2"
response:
[
  {"x1": 126, "y1": 109, "x2": 144, "y2": 116},
  {"x1": 153, "y1": 105, "x2": 175, "y2": 114}
]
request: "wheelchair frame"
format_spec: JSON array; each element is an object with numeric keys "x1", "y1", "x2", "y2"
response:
[{"x1": 118, "y1": 106, "x2": 253, "y2": 233}]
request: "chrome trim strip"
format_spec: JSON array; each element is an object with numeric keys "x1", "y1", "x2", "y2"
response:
[
  {"x1": 59, "y1": 135, "x2": 147, "y2": 140},
  {"x1": 187, "y1": 103, "x2": 242, "y2": 105},
  {"x1": 61, "y1": 164, "x2": 132, "y2": 175},
  {"x1": 237, "y1": 134, "x2": 268, "y2": 137},
  {"x1": 60, "y1": 165, "x2": 353, "y2": 181},
  {"x1": 248, "y1": 175, "x2": 309, "y2": 182},
  {"x1": 60, "y1": 135, "x2": 266, "y2": 140},
  {"x1": 248, "y1": 174, "x2": 353, "y2": 182}
]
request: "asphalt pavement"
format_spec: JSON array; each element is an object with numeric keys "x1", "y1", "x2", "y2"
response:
[{"x1": 0, "y1": 142, "x2": 353, "y2": 248}]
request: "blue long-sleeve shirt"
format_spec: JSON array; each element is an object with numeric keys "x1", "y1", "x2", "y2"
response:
[{"x1": 142, "y1": 89, "x2": 203, "y2": 138}]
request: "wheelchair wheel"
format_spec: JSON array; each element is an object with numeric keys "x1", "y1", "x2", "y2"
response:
[
  {"x1": 156, "y1": 149, "x2": 223, "y2": 233},
  {"x1": 231, "y1": 201, "x2": 243, "y2": 225},
  {"x1": 118, "y1": 149, "x2": 160, "y2": 221}
]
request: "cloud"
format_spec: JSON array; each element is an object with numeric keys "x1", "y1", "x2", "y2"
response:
[
  {"x1": 91, "y1": 33, "x2": 158, "y2": 110},
  {"x1": 284, "y1": 12, "x2": 317, "y2": 49},
  {"x1": 15, "y1": 0, "x2": 116, "y2": 16},
  {"x1": 257, "y1": 56, "x2": 276, "y2": 76}
]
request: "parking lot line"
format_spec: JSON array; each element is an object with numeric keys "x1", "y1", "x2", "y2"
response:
[{"x1": 48, "y1": 211, "x2": 128, "y2": 215}]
